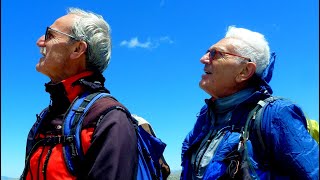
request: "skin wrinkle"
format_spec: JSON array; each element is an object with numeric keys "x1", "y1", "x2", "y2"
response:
[
  {"x1": 36, "y1": 14, "x2": 87, "y2": 83},
  {"x1": 199, "y1": 38, "x2": 255, "y2": 99},
  {"x1": 181, "y1": 26, "x2": 318, "y2": 180}
]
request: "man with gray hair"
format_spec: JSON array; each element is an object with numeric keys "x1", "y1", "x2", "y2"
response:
[
  {"x1": 21, "y1": 8, "x2": 138, "y2": 179},
  {"x1": 181, "y1": 26, "x2": 319, "y2": 179}
]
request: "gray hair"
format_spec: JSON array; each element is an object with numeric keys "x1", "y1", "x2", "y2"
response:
[
  {"x1": 67, "y1": 8, "x2": 111, "y2": 73},
  {"x1": 225, "y1": 26, "x2": 270, "y2": 76}
]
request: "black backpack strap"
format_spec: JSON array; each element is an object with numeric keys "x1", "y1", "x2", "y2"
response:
[
  {"x1": 244, "y1": 97, "x2": 277, "y2": 152},
  {"x1": 25, "y1": 108, "x2": 49, "y2": 155},
  {"x1": 62, "y1": 92, "x2": 113, "y2": 175},
  {"x1": 20, "y1": 108, "x2": 49, "y2": 180},
  {"x1": 220, "y1": 96, "x2": 278, "y2": 179},
  {"x1": 21, "y1": 93, "x2": 116, "y2": 179},
  {"x1": 250, "y1": 97, "x2": 279, "y2": 159},
  {"x1": 239, "y1": 96, "x2": 279, "y2": 178}
]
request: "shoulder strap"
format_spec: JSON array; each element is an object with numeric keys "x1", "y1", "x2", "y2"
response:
[
  {"x1": 25, "y1": 107, "x2": 49, "y2": 156},
  {"x1": 245, "y1": 96, "x2": 279, "y2": 152},
  {"x1": 229, "y1": 96, "x2": 278, "y2": 179},
  {"x1": 21, "y1": 108, "x2": 50, "y2": 180},
  {"x1": 62, "y1": 92, "x2": 113, "y2": 175}
]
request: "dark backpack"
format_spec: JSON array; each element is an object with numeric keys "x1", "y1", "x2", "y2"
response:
[
  {"x1": 21, "y1": 92, "x2": 166, "y2": 180},
  {"x1": 220, "y1": 96, "x2": 319, "y2": 179}
]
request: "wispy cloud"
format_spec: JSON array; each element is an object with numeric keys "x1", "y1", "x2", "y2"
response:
[
  {"x1": 120, "y1": 36, "x2": 174, "y2": 49},
  {"x1": 159, "y1": 36, "x2": 174, "y2": 44},
  {"x1": 120, "y1": 37, "x2": 151, "y2": 48}
]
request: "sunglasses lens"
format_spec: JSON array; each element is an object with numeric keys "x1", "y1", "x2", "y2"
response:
[
  {"x1": 209, "y1": 50, "x2": 216, "y2": 60},
  {"x1": 45, "y1": 27, "x2": 49, "y2": 41}
]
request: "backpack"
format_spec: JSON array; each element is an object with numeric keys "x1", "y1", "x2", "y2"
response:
[
  {"x1": 132, "y1": 114, "x2": 171, "y2": 179},
  {"x1": 21, "y1": 92, "x2": 166, "y2": 180},
  {"x1": 246, "y1": 96, "x2": 319, "y2": 153},
  {"x1": 220, "y1": 96, "x2": 319, "y2": 179}
]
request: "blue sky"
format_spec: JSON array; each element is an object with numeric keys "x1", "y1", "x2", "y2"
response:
[{"x1": 1, "y1": 0, "x2": 319, "y2": 178}]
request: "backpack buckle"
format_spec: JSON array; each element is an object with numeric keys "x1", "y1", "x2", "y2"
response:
[
  {"x1": 64, "y1": 136, "x2": 74, "y2": 143},
  {"x1": 238, "y1": 128, "x2": 249, "y2": 153}
]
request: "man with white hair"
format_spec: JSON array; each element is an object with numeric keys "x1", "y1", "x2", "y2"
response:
[
  {"x1": 21, "y1": 8, "x2": 138, "y2": 180},
  {"x1": 180, "y1": 26, "x2": 319, "y2": 179}
]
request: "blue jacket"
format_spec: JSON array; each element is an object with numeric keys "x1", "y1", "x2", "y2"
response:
[{"x1": 181, "y1": 54, "x2": 319, "y2": 180}]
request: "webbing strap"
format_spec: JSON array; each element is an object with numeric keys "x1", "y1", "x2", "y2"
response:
[
  {"x1": 71, "y1": 93, "x2": 101, "y2": 128},
  {"x1": 36, "y1": 135, "x2": 74, "y2": 146},
  {"x1": 21, "y1": 108, "x2": 50, "y2": 180},
  {"x1": 237, "y1": 96, "x2": 277, "y2": 180},
  {"x1": 42, "y1": 145, "x2": 55, "y2": 180},
  {"x1": 253, "y1": 100, "x2": 267, "y2": 152},
  {"x1": 252, "y1": 97, "x2": 277, "y2": 153},
  {"x1": 243, "y1": 101, "x2": 265, "y2": 140},
  {"x1": 62, "y1": 92, "x2": 112, "y2": 175}
]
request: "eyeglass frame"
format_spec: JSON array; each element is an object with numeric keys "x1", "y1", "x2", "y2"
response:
[
  {"x1": 45, "y1": 26, "x2": 81, "y2": 42},
  {"x1": 208, "y1": 49, "x2": 252, "y2": 62}
]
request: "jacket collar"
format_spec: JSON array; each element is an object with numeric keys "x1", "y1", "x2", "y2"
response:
[
  {"x1": 45, "y1": 71, "x2": 109, "y2": 115},
  {"x1": 45, "y1": 71, "x2": 94, "y2": 103},
  {"x1": 61, "y1": 71, "x2": 94, "y2": 102}
]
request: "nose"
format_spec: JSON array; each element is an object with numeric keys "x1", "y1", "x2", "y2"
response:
[
  {"x1": 36, "y1": 35, "x2": 45, "y2": 47},
  {"x1": 200, "y1": 52, "x2": 211, "y2": 64}
]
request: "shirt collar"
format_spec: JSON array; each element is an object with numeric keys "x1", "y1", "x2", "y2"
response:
[{"x1": 61, "y1": 71, "x2": 94, "y2": 102}]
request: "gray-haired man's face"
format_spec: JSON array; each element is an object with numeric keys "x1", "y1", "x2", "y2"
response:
[{"x1": 199, "y1": 38, "x2": 248, "y2": 99}]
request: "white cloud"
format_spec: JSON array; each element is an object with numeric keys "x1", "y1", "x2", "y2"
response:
[
  {"x1": 120, "y1": 37, "x2": 151, "y2": 48},
  {"x1": 120, "y1": 36, "x2": 174, "y2": 49},
  {"x1": 159, "y1": 36, "x2": 174, "y2": 44}
]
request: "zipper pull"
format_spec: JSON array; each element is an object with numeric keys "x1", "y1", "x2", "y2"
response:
[{"x1": 238, "y1": 129, "x2": 245, "y2": 152}]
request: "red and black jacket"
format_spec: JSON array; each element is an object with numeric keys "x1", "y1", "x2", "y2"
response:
[{"x1": 22, "y1": 71, "x2": 138, "y2": 180}]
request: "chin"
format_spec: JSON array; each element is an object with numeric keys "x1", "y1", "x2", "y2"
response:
[
  {"x1": 199, "y1": 82, "x2": 215, "y2": 96},
  {"x1": 199, "y1": 79, "x2": 207, "y2": 88},
  {"x1": 35, "y1": 65, "x2": 47, "y2": 76},
  {"x1": 35, "y1": 64, "x2": 42, "y2": 72},
  {"x1": 199, "y1": 83, "x2": 209, "y2": 94}
]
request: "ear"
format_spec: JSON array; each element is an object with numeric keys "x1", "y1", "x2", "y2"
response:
[
  {"x1": 70, "y1": 41, "x2": 88, "y2": 60},
  {"x1": 235, "y1": 62, "x2": 256, "y2": 83}
]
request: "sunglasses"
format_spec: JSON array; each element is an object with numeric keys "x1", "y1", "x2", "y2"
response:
[
  {"x1": 208, "y1": 49, "x2": 251, "y2": 62},
  {"x1": 45, "y1": 27, "x2": 80, "y2": 41}
]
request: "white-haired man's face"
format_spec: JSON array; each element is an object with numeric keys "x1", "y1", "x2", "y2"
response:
[
  {"x1": 199, "y1": 38, "x2": 254, "y2": 99},
  {"x1": 35, "y1": 14, "x2": 87, "y2": 83}
]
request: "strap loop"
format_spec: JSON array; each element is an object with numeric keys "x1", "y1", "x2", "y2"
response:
[{"x1": 38, "y1": 135, "x2": 75, "y2": 146}]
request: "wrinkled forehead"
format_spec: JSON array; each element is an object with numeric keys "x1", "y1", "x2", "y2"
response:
[
  {"x1": 50, "y1": 14, "x2": 77, "y2": 32},
  {"x1": 209, "y1": 37, "x2": 243, "y2": 53}
]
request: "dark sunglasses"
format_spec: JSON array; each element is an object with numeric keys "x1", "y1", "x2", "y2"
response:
[
  {"x1": 208, "y1": 49, "x2": 251, "y2": 62},
  {"x1": 45, "y1": 27, "x2": 80, "y2": 41}
]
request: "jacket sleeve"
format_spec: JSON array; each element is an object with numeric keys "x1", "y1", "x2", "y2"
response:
[
  {"x1": 262, "y1": 100, "x2": 319, "y2": 180},
  {"x1": 79, "y1": 109, "x2": 138, "y2": 180}
]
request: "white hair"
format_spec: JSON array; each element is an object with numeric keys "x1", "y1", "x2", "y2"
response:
[
  {"x1": 225, "y1": 26, "x2": 270, "y2": 76},
  {"x1": 67, "y1": 8, "x2": 112, "y2": 73}
]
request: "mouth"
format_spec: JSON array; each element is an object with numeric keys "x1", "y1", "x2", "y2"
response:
[
  {"x1": 204, "y1": 69, "x2": 212, "y2": 75},
  {"x1": 40, "y1": 47, "x2": 46, "y2": 57}
]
